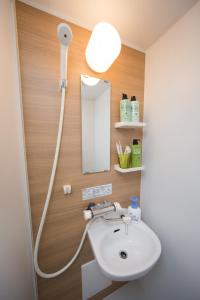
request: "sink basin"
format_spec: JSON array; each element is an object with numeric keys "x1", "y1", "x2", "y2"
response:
[{"x1": 87, "y1": 217, "x2": 161, "y2": 281}]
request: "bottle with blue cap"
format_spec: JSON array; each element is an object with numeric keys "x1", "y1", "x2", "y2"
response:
[{"x1": 128, "y1": 196, "x2": 141, "y2": 223}]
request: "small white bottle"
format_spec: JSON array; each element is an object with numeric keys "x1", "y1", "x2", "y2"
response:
[{"x1": 128, "y1": 196, "x2": 141, "y2": 223}]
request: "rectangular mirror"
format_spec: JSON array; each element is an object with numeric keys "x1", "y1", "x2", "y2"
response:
[{"x1": 81, "y1": 75, "x2": 111, "y2": 174}]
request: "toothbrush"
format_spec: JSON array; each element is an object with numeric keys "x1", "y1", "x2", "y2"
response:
[
  {"x1": 119, "y1": 141, "x2": 123, "y2": 155},
  {"x1": 116, "y1": 142, "x2": 120, "y2": 155},
  {"x1": 124, "y1": 145, "x2": 131, "y2": 155}
]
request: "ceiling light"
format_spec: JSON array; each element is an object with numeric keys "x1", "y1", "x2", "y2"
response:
[{"x1": 86, "y1": 22, "x2": 121, "y2": 73}]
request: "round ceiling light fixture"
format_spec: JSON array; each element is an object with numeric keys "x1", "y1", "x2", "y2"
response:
[{"x1": 86, "y1": 22, "x2": 121, "y2": 73}]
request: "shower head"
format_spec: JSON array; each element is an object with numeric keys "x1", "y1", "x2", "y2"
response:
[
  {"x1": 57, "y1": 23, "x2": 72, "y2": 88},
  {"x1": 57, "y1": 23, "x2": 72, "y2": 46}
]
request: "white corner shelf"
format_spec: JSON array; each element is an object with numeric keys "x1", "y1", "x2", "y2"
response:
[
  {"x1": 114, "y1": 164, "x2": 144, "y2": 173},
  {"x1": 114, "y1": 121, "x2": 146, "y2": 129}
]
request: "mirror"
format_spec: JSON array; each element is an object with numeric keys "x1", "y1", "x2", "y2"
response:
[{"x1": 81, "y1": 75, "x2": 111, "y2": 174}]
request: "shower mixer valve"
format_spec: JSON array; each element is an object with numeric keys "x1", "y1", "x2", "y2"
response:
[{"x1": 83, "y1": 201, "x2": 121, "y2": 220}]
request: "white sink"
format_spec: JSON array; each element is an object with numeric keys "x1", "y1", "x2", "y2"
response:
[{"x1": 88, "y1": 217, "x2": 161, "y2": 281}]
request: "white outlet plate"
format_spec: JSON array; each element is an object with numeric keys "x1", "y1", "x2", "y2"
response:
[{"x1": 82, "y1": 184, "x2": 112, "y2": 200}]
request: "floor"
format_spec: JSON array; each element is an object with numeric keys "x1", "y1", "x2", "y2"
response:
[{"x1": 103, "y1": 281, "x2": 146, "y2": 300}]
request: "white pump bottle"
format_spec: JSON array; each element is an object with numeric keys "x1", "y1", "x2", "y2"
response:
[{"x1": 128, "y1": 196, "x2": 141, "y2": 223}]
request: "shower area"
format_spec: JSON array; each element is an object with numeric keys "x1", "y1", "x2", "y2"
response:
[{"x1": 15, "y1": 1, "x2": 145, "y2": 299}]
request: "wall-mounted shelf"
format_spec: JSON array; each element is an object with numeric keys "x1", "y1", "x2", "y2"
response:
[
  {"x1": 114, "y1": 121, "x2": 146, "y2": 129},
  {"x1": 114, "y1": 164, "x2": 144, "y2": 173}
]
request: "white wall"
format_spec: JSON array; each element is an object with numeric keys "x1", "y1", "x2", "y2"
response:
[
  {"x1": 140, "y1": 2, "x2": 200, "y2": 300},
  {"x1": 0, "y1": 1, "x2": 37, "y2": 299}
]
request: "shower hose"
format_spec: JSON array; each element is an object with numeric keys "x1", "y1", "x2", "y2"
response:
[{"x1": 34, "y1": 86, "x2": 92, "y2": 279}]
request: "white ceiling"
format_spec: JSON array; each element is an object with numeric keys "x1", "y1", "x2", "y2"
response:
[{"x1": 20, "y1": 0, "x2": 198, "y2": 51}]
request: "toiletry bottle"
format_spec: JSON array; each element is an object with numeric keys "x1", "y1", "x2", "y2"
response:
[
  {"x1": 120, "y1": 93, "x2": 131, "y2": 122},
  {"x1": 130, "y1": 96, "x2": 139, "y2": 122},
  {"x1": 131, "y1": 139, "x2": 142, "y2": 167},
  {"x1": 128, "y1": 196, "x2": 141, "y2": 223}
]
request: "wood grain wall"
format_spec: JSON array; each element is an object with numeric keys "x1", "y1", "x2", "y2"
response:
[{"x1": 16, "y1": 1, "x2": 145, "y2": 299}]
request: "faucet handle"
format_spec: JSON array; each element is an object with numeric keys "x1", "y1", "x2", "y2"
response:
[
  {"x1": 83, "y1": 209, "x2": 92, "y2": 221},
  {"x1": 87, "y1": 202, "x2": 95, "y2": 210},
  {"x1": 122, "y1": 216, "x2": 131, "y2": 224}
]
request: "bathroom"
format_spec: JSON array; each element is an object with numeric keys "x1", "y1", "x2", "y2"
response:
[{"x1": 1, "y1": 0, "x2": 200, "y2": 299}]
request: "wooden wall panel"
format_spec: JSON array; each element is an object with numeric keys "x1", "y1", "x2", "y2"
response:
[{"x1": 16, "y1": 1, "x2": 145, "y2": 299}]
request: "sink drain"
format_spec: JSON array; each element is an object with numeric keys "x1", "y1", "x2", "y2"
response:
[{"x1": 119, "y1": 250, "x2": 128, "y2": 259}]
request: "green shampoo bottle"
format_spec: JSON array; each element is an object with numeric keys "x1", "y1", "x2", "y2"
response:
[
  {"x1": 130, "y1": 96, "x2": 140, "y2": 122},
  {"x1": 120, "y1": 93, "x2": 131, "y2": 122},
  {"x1": 131, "y1": 139, "x2": 142, "y2": 167}
]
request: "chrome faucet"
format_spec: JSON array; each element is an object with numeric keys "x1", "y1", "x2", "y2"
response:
[{"x1": 83, "y1": 201, "x2": 121, "y2": 220}]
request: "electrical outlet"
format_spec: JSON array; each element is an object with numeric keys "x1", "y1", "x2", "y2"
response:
[{"x1": 82, "y1": 184, "x2": 112, "y2": 200}]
